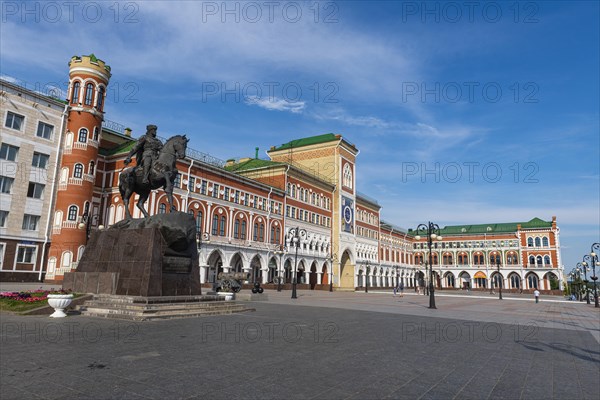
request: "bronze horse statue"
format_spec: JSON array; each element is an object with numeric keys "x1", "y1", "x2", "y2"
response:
[{"x1": 119, "y1": 135, "x2": 189, "y2": 219}]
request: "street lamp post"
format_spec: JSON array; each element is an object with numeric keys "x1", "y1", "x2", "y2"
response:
[
  {"x1": 291, "y1": 227, "x2": 306, "y2": 299},
  {"x1": 328, "y1": 252, "x2": 336, "y2": 292},
  {"x1": 590, "y1": 243, "x2": 599, "y2": 308},
  {"x1": 364, "y1": 260, "x2": 370, "y2": 293},
  {"x1": 423, "y1": 261, "x2": 429, "y2": 296},
  {"x1": 578, "y1": 261, "x2": 591, "y2": 304},
  {"x1": 496, "y1": 257, "x2": 503, "y2": 300},
  {"x1": 78, "y1": 213, "x2": 103, "y2": 244},
  {"x1": 415, "y1": 222, "x2": 442, "y2": 309},
  {"x1": 275, "y1": 245, "x2": 286, "y2": 292}
]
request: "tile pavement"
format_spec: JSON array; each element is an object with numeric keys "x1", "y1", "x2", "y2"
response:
[{"x1": 1, "y1": 288, "x2": 598, "y2": 399}]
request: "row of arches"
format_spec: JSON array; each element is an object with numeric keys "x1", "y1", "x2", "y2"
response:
[
  {"x1": 200, "y1": 249, "x2": 332, "y2": 288},
  {"x1": 413, "y1": 251, "x2": 521, "y2": 266}
]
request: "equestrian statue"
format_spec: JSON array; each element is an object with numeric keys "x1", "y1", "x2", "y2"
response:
[{"x1": 119, "y1": 124, "x2": 189, "y2": 219}]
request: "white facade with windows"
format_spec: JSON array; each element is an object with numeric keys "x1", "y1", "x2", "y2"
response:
[{"x1": 0, "y1": 79, "x2": 66, "y2": 280}]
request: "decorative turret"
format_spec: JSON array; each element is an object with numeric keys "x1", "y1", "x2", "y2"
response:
[{"x1": 46, "y1": 54, "x2": 111, "y2": 281}]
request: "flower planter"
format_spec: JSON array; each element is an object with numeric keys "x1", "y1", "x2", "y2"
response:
[{"x1": 47, "y1": 294, "x2": 74, "y2": 318}]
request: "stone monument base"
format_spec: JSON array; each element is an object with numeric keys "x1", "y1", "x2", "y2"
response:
[
  {"x1": 63, "y1": 212, "x2": 202, "y2": 297},
  {"x1": 77, "y1": 294, "x2": 255, "y2": 321}
]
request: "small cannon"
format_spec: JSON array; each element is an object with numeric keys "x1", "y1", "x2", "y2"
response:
[{"x1": 216, "y1": 272, "x2": 249, "y2": 293}]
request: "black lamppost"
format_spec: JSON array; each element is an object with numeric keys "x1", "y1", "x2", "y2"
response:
[
  {"x1": 275, "y1": 245, "x2": 286, "y2": 292},
  {"x1": 415, "y1": 222, "x2": 442, "y2": 309},
  {"x1": 590, "y1": 243, "x2": 599, "y2": 308},
  {"x1": 328, "y1": 252, "x2": 336, "y2": 292},
  {"x1": 78, "y1": 213, "x2": 102, "y2": 244},
  {"x1": 364, "y1": 260, "x2": 370, "y2": 293},
  {"x1": 291, "y1": 227, "x2": 306, "y2": 299},
  {"x1": 570, "y1": 268, "x2": 580, "y2": 300},
  {"x1": 495, "y1": 256, "x2": 503, "y2": 300},
  {"x1": 577, "y1": 261, "x2": 590, "y2": 304},
  {"x1": 423, "y1": 261, "x2": 429, "y2": 296}
]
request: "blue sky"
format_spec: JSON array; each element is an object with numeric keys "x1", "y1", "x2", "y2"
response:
[{"x1": 1, "y1": 1, "x2": 598, "y2": 269}]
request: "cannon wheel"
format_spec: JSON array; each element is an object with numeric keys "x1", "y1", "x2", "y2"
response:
[{"x1": 233, "y1": 286, "x2": 241, "y2": 293}]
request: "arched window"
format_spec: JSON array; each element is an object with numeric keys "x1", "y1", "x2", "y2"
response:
[
  {"x1": 535, "y1": 237, "x2": 541, "y2": 247},
  {"x1": 529, "y1": 256, "x2": 535, "y2": 266},
  {"x1": 443, "y1": 254, "x2": 453, "y2": 265},
  {"x1": 259, "y1": 223, "x2": 264, "y2": 241},
  {"x1": 238, "y1": 220, "x2": 246, "y2": 240},
  {"x1": 53, "y1": 210, "x2": 63, "y2": 227},
  {"x1": 78, "y1": 128, "x2": 88, "y2": 143},
  {"x1": 89, "y1": 161, "x2": 95, "y2": 175},
  {"x1": 219, "y1": 216, "x2": 226, "y2": 236},
  {"x1": 71, "y1": 81, "x2": 81, "y2": 104},
  {"x1": 93, "y1": 127, "x2": 99, "y2": 141},
  {"x1": 61, "y1": 251, "x2": 72, "y2": 268},
  {"x1": 84, "y1": 83, "x2": 94, "y2": 105},
  {"x1": 67, "y1": 205, "x2": 78, "y2": 221},
  {"x1": 212, "y1": 215, "x2": 219, "y2": 235},
  {"x1": 158, "y1": 203, "x2": 167, "y2": 214},
  {"x1": 510, "y1": 274, "x2": 520, "y2": 288},
  {"x1": 234, "y1": 219, "x2": 240, "y2": 239},
  {"x1": 527, "y1": 238, "x2": 534, "y2": 247},
  {"x1": 97, "y1": 86, "x2": 105, "y2": 110},
  {"x1": 506, "y1": 253, "x2": 516, "y2": 265},
  {"x1": 343, "y1": 163, "x2": 353, "y2": 188},
  {"x1": 542, "y1": 237, "x2": 549, "y2": 247},
  {"x1": 196, "y1": 211, "x2": 203, "y2": 234},
  {"x1": 536, "y1": 256, "x2": 543, "y2": 266},
  {"x1": 73, "y1": 163, "x2": 83, "y2": 178},
  {"x1": 253, "y1": 223, "x2": 259, "y2": 241},
  {"x1": 528, "y1": 274, "x2": 538, "y2": 289},
  {"x1": 492, "y1": 274, "x2": 502, "y2": 288},
  {"x1": 544, "y1": 255, "x2": 551, "y2": 266}
]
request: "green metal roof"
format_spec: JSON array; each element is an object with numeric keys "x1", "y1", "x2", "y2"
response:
[
  {"x1": 99, "y1": 140, "x2": 135, "y2": 156},
  {"x1": 270, "y1": 133, "x2": 340, "y2": 151},
  {"x1": 224, "y1": 158, "x2": 285, "y2": 172},
  {"x1": 407, "y1": 218, "x2": 553, "y2": 236}
]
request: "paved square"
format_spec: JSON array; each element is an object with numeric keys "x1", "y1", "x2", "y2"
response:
[{"x1": 1, "y1": 290, "x2": 599, "y2": 399}]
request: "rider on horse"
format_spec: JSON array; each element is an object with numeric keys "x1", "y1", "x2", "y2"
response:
[{"x1": 124, "y1": 124, "x2": 163, "y2": 184}]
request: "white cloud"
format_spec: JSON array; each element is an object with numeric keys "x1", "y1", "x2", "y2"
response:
[
  {"x1": 0, "y1": 74, "x2": 19, "y2": 84},
  {"x1": 245, "y1": 96, "x2": 305, "y2": 114}
]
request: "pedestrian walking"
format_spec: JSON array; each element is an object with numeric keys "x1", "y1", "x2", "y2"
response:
[
  {"x1": 534, "y1": 289, "x2": 540, "y2": 303},
  {"x1": 399, "y1": 282, "x2": 404, "y2": 297}
]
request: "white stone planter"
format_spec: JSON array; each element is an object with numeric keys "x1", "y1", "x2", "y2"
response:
[{"x1": 47, "y1": 294, "x2": 74, "y2": 318}]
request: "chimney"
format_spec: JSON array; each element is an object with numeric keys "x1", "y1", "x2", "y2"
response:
[{"x1": 255, "y1": 147, "x2": 259, "y2": 159}]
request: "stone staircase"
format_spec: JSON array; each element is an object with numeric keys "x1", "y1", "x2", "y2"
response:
[{"x1": 77, "y1": 294, "x2": 255, "y2": 321}]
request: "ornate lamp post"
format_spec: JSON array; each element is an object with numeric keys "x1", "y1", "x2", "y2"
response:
[
  {"x1": 364, "y1": 260, "x2": 370, "y2": 293},
  {"x1": 290, "y1": 227, "x2": 306, "y2": 299},
  {"x1": 495, "y1": 255, "x2": 503, "y2": 300},
  {"x1": 590, "y1": 243, "x2": 599, "y2": 308},
  {"x1": 274, "y1": 245, "x2": 287, "y2": 292},
  {"x1": 415, "y1": 222, "x2": 442, "y2": 309},
  {"x1": 578, "y1": 260, "x2": 591, "y2": 304},
  {"x1": 328, "y1": 252, "x2": 336, "y2": 292},
  {"x1": 78, "y1": 213, "x2": 103, "y2": 244},
  {"x1": 571, "y1": 268, "x2": 581, "y2": 300}
]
